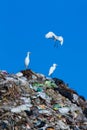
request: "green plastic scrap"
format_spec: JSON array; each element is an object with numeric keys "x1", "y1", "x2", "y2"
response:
[
  {"x1": 32, "y1": 82, "x2": 43, "y2": 87},
  {"x1": 45, "y1": 80, "x2": 57, "y2": 88},
  {"x1": 53, "y1": 104, "x2": 62, "y2": 110},
  {"x1": 37, "y1": 87, "x2": 43, "y2": 92}
]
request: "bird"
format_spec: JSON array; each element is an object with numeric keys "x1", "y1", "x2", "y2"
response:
[
  {"x1": 24, "y1": 52, "x2": 31, "y2": 69},
  {"x1": 45, "y1": 31, "x2": 63, "y2": 47},
  {"x1": 48, "y1": 63, "x2": 57, "y2": 77}
]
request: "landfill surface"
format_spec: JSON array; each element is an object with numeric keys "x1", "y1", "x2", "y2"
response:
[{"x1": 0, "y1": 69, "x2": 87, "y2": 130}]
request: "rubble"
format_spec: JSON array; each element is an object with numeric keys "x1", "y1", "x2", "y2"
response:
[{"x1": 0, "y1": 69, "x2": 87, "y2": 130}]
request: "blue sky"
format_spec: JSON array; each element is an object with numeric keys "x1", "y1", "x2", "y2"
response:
[{"x1": 0, "y1": 0, "x2": 87, "y2": 98}]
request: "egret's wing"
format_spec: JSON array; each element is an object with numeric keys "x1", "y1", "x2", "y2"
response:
[
  {"x1": 58, "y1": 36, "x2": 64, "y2": 45},
  {"x1": 45, "y1": 32, "x2": 55, "y2": 39},
  {"x1": 60, "y1": 40, "x2": 63, "y2": 46}
]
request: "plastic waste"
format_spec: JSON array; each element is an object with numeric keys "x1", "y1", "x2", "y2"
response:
[
  {"x1": 57, "y1": 120, "x2": 69, "y2": 129},
  {"x1": 32, "y1": 75, "x2": 37, "y2": 79},
  {"x1": 33, "y1": 86, "x2": 43, "y2": 92},
  {"x1": 37, "y1": 104, "x2": 46, "y2": 110},
  {"x1": 37, "y1": 73, "x2": 46, "y2": 80},
  {"x1": 11, "y1": 104, "x2": 32, "y2": 113},
  {"x1": 0, "y1": 69, "x2": 87, "y2": 130},
  {"x1": 58, "y1": 107, "x2": 70, "y2": 114},
  {"x1": 73, "y1": 94, "x2": 79, "y2": 102},
  {"x1": 34, "y1": 119, "x2": 46, "y2": 128},
  {"x1": 39, "y1": 110, "x2": 52, "y2": 115},
  {"x1": 18, "y1": 77, "x2": 28, "y2": 85},
  {"x1": 38, "y1": 92, "x2": 52, "y2": 103},
  {"x1": 16, "y1": 72, "x2": 23, "y2": 77},
  {"x1": 20, "y1": 97, "x2": 31, "y2": 104},
  {"x1": 33, "y1": 82, "x2": 44, "y2": 87},
  {"x1": 53, "y1": 104, "x2": 62, "y2": 110},
  {"x1": 45, "y1": 80, "x2": 57, "y2": 88}
]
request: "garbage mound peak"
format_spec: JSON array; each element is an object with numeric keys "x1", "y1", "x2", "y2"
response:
[{"x1": 0, "y1": 69, "x2": 87, "y2": 130}]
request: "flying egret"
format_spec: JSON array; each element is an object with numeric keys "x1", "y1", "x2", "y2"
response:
[
  {"x1": 24, "y1": 52, "x2": 31, "y2": 69},
  {"x1": 45, "y1": 31, "x2": 63, "y2": 47},
  {"x1": 48, "y1": 63, "x2": 57, "y2": 77}
]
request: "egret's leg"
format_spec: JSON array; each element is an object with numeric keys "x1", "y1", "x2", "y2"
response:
[
  {"x1": 54, "y1": 42, "x2": 57, "y2": 47},
  {"x1": 54, "y1": 42, "x2": 58, "y2": 48}
]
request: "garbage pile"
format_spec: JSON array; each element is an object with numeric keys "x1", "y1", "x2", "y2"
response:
[{"x1": 0, "y1": 69, "x2": 87, "y2": 130}]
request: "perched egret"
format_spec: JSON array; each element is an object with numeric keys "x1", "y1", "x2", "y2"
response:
[
  {"x1": 45, "y1": 31, "x2": 63, "y2": 47},
  {"x1": 24, "y1": 52, "x2": 31, "y2": 69},
  {"x1": 48, "y1": 63, "x2": 57, "y2": 76}
]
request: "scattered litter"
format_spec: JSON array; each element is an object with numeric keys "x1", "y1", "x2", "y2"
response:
[
  {"x1": 58, "y1": 107, "x2": 70, "y2": 114},
  {"x1": 16, "y1": 72, "x2": 23, "y2": 77},
  {"x1": 0, "y1": 69, "x2": 87, "y2": 130}
]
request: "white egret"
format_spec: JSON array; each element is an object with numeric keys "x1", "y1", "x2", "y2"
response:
[
  {"x1": 48, "y1": 63, "x2": 57, "y2": 76},
  {"x1": 24, "y1": 52, "x2": 31, "y2": 69},
  {"x1": 45, "y1": 31, "x2": 63, "y2": 47}
]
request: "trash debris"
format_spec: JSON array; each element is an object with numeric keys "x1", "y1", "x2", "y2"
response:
[
  {"x1": 11, "y1": 104, "x2": 32, "y2": 113},
  {"x1": 16, "y1": 72, "x2": 23, "y2": 77},
  {"x1": 0, "y1": 69, "x2": 87, "y2": 130},
  {"x1": 45, "y1": 80, "x2": 57, "y2": 88},
  {"x1": 58, "y1": 107, "x2": 70, "y2": 114},
  {"x1": 53, "y1": 104, "x2": 62, "y2": 110}
]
